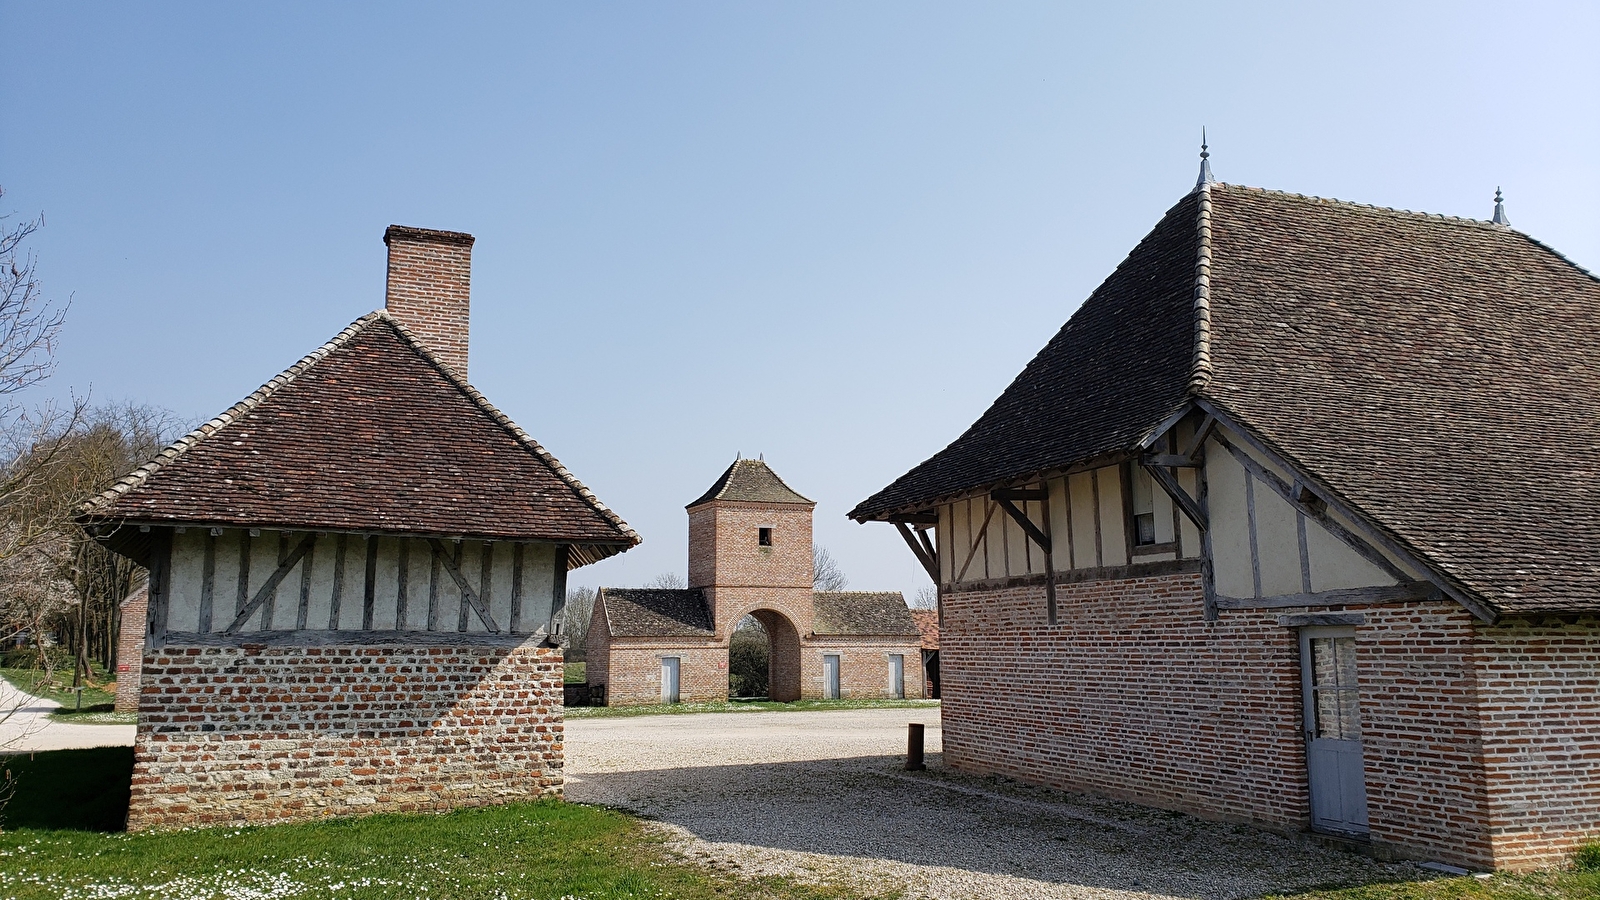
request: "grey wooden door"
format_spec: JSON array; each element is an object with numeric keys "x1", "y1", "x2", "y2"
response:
[
  {"x1": 823, "y1": 654, "x2": 840, "y2": 700},
  {"x1": 661, "y1": 657, "x2": 680, "y2": 704},
  {"x1": 1301, "y1": 627, "x2": 1369, "y2": 835},
  {"x1": 889, "y1": 654, "x2": 905, "y2": 699}
]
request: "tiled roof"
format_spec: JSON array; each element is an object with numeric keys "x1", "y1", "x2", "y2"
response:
[
  {"x1": 812, "y1": 592, "x2": 920, "y2": 636},
  {"x1": 687, "y1": 458, "x2": 813, "y2": 508},
  {"x1": 851, "y1": 183, "x2": 1600, "y2": 616},
  {"x1": 909, "y1": 609, "x2": 939, "y2": 649},
  {"x1": 79, "y1": 312, "x2": 638, "y2": 566},
  {"x1": 598, "y1": 588, "x2": 714, "y2": 637}
]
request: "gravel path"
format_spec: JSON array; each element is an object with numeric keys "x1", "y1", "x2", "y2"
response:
[
  {"x1": 565, "y1": 707, "x2": 1429, "y2": 900},
  {"x1": 0, "y1": 681, "x2": 135, "y2": 752}
]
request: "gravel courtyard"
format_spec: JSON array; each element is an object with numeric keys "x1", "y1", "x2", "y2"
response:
[{"x1": 565, "y1": 707, "x2": 1435, "y2": 900}]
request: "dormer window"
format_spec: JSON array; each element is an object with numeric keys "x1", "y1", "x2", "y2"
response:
[{"x1": 758, "y1": 527, "x2": 773, "y2": 547}]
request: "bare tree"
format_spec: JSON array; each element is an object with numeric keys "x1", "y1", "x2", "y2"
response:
[
  {"x1": 0, "y1": 188, "x2": 68, "y2": 415},
  {"x1": 559, "y1": 586, "x2": 596, "y2": 660},
  {"x1": 909, "y1": 586, "x2": 938, "y2": 610},
  {"x1": 644, "y1": 572, "x2": 686, "y2": 589},
  {"x1": 812, "y1": 544, "x2": 848, "y2": 592}
]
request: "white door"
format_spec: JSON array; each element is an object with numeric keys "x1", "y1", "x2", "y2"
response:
[
  {"x1": 823, "y1": 655, "x2": 840, "y2": 700},
  {"x1": 661, "y1": 657, "x2": 680, "y2": 704},
  {"x1": 1301, "y1": 628, "x2": 1369, "y2": 835},
  {"x1": 889, "y1": 654, "x2": 905, "y2": 699}
]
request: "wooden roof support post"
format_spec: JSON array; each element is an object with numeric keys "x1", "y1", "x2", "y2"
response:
[
  {"x1": 895, "y1": 521, "x2": 940, "y2": 584},
  {"x1": 991, "y1": 487, "x2": 1057, "y2": 623}
]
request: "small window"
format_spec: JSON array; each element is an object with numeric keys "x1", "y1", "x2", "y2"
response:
[
  {"x1": 758, "y1": 527, "x2": 772, "y2": 547},
  {"x1": 1131, "y1": 466, "x2": 1157, "y2": 546}
]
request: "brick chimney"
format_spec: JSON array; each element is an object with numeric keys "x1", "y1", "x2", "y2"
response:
[{"x1": 383, "y1": 225, "x2": 474, "y2": 377}]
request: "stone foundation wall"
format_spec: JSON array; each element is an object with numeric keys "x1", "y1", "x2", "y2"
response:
[{"x1": 128, "y1": 639, "x2": 563, "y2": 830}]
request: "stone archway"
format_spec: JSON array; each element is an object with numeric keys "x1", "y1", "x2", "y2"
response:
[{"x1": 746, "y1": 609, "x2": 802, "y2": 702}]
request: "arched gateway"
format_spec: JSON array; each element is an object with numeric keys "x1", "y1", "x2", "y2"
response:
[{"x1": 585, "y1": 459, "x2": 923, "y2": 705}]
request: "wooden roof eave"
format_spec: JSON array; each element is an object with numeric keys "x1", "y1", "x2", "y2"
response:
[{"x1": 849, "y1": 449, "x2": 1140, "y2": 525}]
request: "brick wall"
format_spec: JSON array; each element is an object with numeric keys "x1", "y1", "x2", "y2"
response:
[
  {"x1": 1357, "y1": 603, "x2": 1493, "y2": 867},
  {"x1": 807, "y1": 639, "x2": 925, "y2": 700},
  {"x1": 129, "y1": 640, "x2": 562, "y2": 831},
  {"x1": 593, "y1": 641, "x2": 727, "y2": 705},
  {"x1": 115, "y1": 587, "x2": 148, "y2": 713},
  {"x1": 689, "y1": 501, "x2": 813, "y2": 597},
  {"x1": 384, "y1": 225, "x2": 473, "y2": 377},
  {"x1": 1475, "y1": 617, "x2": 1600, "y2": 870},
  {"x1": 937, "y1": 570, "x2": 1592, "y2": 869}
]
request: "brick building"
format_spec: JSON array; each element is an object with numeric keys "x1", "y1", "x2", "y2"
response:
[
  {"x1": 112, "y1": 586, "x2": 148, "y2": 713},
  {"x1": 851, "y1": 165, "x2": 1600, "y2": 871},
  {"x1": 79, "y1": 225, "x2": 638, "y2": 830},
  {"x1": 587, "y1": 458, "x2": 923, "y2": 705}
]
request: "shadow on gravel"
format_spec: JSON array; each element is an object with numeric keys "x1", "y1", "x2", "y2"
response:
[{"x1": 568, "y1": 752, "x2": 1432, "y2": 900}]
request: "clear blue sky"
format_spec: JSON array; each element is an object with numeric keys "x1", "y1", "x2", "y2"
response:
[{"x1": 2, "y1": 2, "x2": 1596, "y2": 598}]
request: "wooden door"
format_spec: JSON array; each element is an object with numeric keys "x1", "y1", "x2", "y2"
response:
[
  {"x1": 889, "y1": 654, "x2": 905, "y2": 699},
  {"x1": 1301, "y1": 627, "x2": 1370, "y2": 834},
  {"x1": 823, "y1": 654, "x2": 840, "y2": 700}
]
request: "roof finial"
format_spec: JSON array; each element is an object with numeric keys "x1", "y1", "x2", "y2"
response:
[
  {"x1": 1492, "y1": 186, "x2": 1511, "y2": 226},
  {"x1": 1195, "y1": 127, "x2": 1215, "y2": 190}
]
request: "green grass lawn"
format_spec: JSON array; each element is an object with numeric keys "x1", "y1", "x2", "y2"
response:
[
  {"x1": 564, "y1": 660, "x2": 585, "y2": 684},
  {"x1": 566, "y1": 697, "x2": 940, "y2": 719},
  {"x1": 0, "y1": 666, "x2": 137, "y2": 724},
  {"x1": 0, "y1": 747, "x2": 889, "y2": 900},
  {"x1": 1265, "y1": 868, "x2": 1600, "y2": 899}
]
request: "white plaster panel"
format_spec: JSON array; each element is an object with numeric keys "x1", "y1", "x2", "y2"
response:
[
  {"x1": 1254, "y1": 484, "x2": 1304, "y2": 597},
  {"x1": 167, "y1": 529, "x2": 208, "y2": 633},
  {"x1": 302, "y1": 533, "x2": 339, "y2": 630},
  {"x1": 1068, "y1": 471, "x2": 1097, "y2": 568},
  {"x1": 246, "y1": 531, "x2": 286, "y2": 630},
  {"x1": 519, "y1": 543, "x2": 557, "y2": 633},
  {"x1": 980, "y1": 500, "x2": 999, "y2": 581},
  {"x1": 938, "y1": 505, "x2": 953, "y2": 583},
  {"x1": 1151, "y1": 474, "x2": 1176, "y2": 545},
  {"x1": 1026, "y1": 499, "x2": 1047, "y2": 574},
  {"x1": 1307, "y1": 517, "x2": 1397, "y2": 592},
  {"x1": 1177, "y1": 467, "x2": 1202, "y2": 558},
  {"x1": 460, "y1": 540, "x2": 486, "y2": 633},
  {"x1": 211, "y1": 531, "x2": 245, "y2": 630},
  {"x1": 950, "y1": 500, "x2": 971, "y2": 580},
  {"x1": 1095, "y1": 467, "x2": 1128, "y2": 567},
  {"x1": 1205, "y1": 439, "x2": 1256, "y2": 598},
  {"x1": 485, "y1": 542, "x2": 513, "y2": 632},
  {"x1": 1004, "y1": 506, "x2": 1028, "y2": 577},
  {"x1": 1046, "y1": 477, "x2": 1071, "y2": 572}
]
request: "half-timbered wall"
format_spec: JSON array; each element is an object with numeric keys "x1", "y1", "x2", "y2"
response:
[
  {"x1": 157, "y1": 527, "x2": 563, "y2": 638},
  {"x1": 1203, "y1": 436, "x2": 1422, "y2": 604},
  {"x1": 937, "y1": 463, "x2": 1203, "y2": 587}
]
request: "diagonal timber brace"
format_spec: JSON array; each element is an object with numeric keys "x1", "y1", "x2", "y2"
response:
[
  {"x1": 227, "y1": 533, "x2": 317, "y2": 633},
  {"x1": 1142, "y1": 464, "x2": 1208, "y2": 531},
  {"x1": 428, "y1": 538, "x2": 502, "y2": 633},
  {"x1": 895, "y1": 521, "x2": 940, "y2": 582},
  {"x1": 989, "y1": 487, "x2": 1058, "y2": 622}
]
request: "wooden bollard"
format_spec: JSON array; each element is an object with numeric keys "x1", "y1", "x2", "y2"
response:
[{"x1": 906, "y1": 722, "x2": 925, "y2": 771}]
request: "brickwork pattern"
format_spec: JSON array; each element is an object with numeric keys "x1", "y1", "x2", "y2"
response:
[
  {"x1": 806, "y1": 639, "x2": 925, "y2": 700},
  {"x1": 1475, "y1": 618, "x2": 1600, "y2": 870},
  {"x1": 597, "y1": 642, "x2": 728, "y2": 705},
  {"x1": 384, "y1": 227, "x2": 472, "y2": 377},
  {"x1": 115, "y1": 588, "x2": 149, "y2": 713},
  {"x1": 938, "y1": 574, "x2": 1599, "y2": 869},
  {"x1": 1356, "y1": 603, "x2": 1493, "y2": 867},
  {"x1": 689, "y1": 502, "x2": 813, "y2": 596},
  {"x1": 128, "y1": 641, "x2": 562, "y2": 830}
]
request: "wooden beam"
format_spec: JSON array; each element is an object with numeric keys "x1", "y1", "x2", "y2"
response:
[
  {"x1": 427, "y1": 545, "x2": 441, "y2": 632},
  {"x1": 991, "y1": 494, "x2": 1051, "y2": 555},
  {"x1": 197, "y1": 530, "x2": 217, "y2": 633},
  {"x1": 1211, "y1": 433, "x2": 1411, "y2": 583},
  {"x1": 395, "y1": 538, "x2": 410, "y2": 630},
  {"x1": 896, "y1": 522, "x2": 940, "y2": 582},
  {"x1": 1143, "y1": 464, "x2": 1208, "y2": 531},
  {"x1": 1142, "y1": 453, "x2": 1198, "y2": 468},
  {"x1": 1216, "y1": 581, "x2": 1438, "y2": 610},
  {"x1": 509, "y1": 543, "x2": 524, "y2": 633},
  {"x1": 552, "y1": 545, "x2": 569, "y2": 633},
  {"x1": 295, "y1": 531, "x2": 317, "y2": 629},
  {"x1": 915, "y1": 527, "x2": 938, "y2": 571},
  {"x1": 956, "y1": 500, "x2": 998, "y2": 582},
  {"x1": 234, "y1": 530, "x2": 252, "y2": 617},
  {"x1": 887, "y1": 512, "x2": 939, "y2": 526},
  {"x1": 1181, "y1": 414, "x2": 1217, "y2": 460},
  {"x1": 991, "y1": 488, "x2": 1047, "y2": 503},
  {"x1": 428, "y1": 538, "x2": 501, "y2": 633},
  {"x1": 225, "y1": 533, "x2": 317, "y2": 634},
  {"x1": 328, "y1": 533, "x2": 347, "y2": 630},
  {"x1": 479, "y1": 542, "x2": 495, "y2": 633},
  {"x1": 362, "y1": 535, "x2": 378, "y2": 630}
]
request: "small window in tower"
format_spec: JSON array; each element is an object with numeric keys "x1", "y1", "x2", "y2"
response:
[{"x1": 758, "y1": 527, "x2": 773, "y2": 547}]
